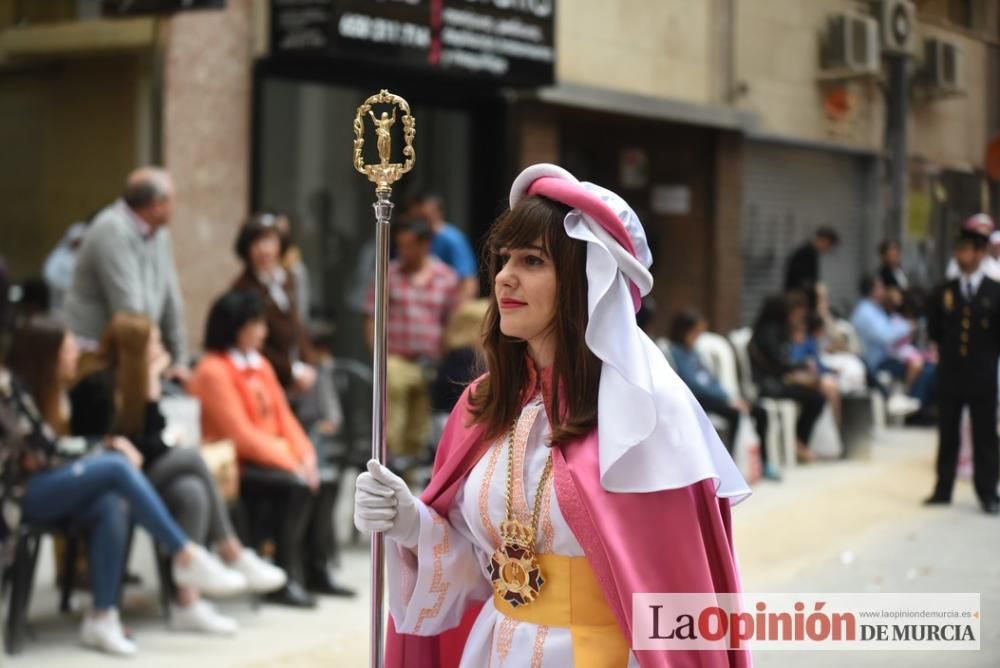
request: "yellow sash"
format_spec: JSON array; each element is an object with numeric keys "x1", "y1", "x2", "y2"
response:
[{"x1": 492, "y1": 554, "x2": 630, "y2": 668}]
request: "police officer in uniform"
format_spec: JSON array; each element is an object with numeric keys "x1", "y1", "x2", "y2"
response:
[{"x1": 925, "y1": 224, "x2": 1000, "y2": 515}]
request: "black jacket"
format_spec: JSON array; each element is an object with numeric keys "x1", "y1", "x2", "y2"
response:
[
  {"x1": 784, "y1": 242, "x2": 818, "y2": 292},
  {"x1": 927, "y1": 276, "x2": 1000, "y2": 395},
  {"x1": 70, "y1": 371, "x2": 169, "y2": 468},
  {"x1": 879, "y1": 264, "x2": 908, "y2": 290},
  {"x1": 748, "y1": 323, "x2": 808, "y2": 392}
]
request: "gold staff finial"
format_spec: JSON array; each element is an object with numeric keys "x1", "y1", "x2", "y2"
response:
[{"x1": 353, "y1": 89, "x2": 416, "y2": 194}]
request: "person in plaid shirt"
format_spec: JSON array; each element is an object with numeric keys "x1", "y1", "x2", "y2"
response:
[{"x1": 365, "y1": 219, "x2": 461, "y2": 457}]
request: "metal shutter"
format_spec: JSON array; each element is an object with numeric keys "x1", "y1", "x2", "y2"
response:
[{"x1": 741, "y1": 141, "x2": 879, "y2": 325}]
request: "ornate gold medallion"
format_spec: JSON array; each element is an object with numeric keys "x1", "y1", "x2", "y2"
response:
[
  {"x1": 489, "y1": 520, "x2": 545, "y2": 608},
  {"x1": 487, "y1": 416, "x2": 553, "y2": 608}
]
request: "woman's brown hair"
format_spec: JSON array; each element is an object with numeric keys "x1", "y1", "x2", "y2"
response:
[
  {"x1": 79, "y1": 313, "x2": 152, "y2": 437},
  {"x1": 8, "y1": 318, "x2": 70, "y2": 435},
  {"x1": 469, "y1": 195, "x2": 601, "y2": 446}
]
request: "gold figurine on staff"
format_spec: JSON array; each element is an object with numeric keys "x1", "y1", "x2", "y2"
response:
[
  {"x1": 353, "y1": 89, "x2": 415, "y2": 668},
  {"x1": 353, "y1": 89, "x2": 416, "y2": 193}
]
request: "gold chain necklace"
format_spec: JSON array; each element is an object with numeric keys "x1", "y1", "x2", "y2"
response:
[{"x1": 488, "y1": 416, "x2": 553, "y2": 608}]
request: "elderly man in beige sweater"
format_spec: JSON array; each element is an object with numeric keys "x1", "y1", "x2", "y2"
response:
[{"x1": 63, "y1": 167, "x2": 189, "y2": 382}]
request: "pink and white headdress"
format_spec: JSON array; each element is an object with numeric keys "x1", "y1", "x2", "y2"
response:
[
  {"x1": 509, "y1": 164, "x2": 750, "y2": 501},
  {"x1": 964, "y1": 213, "x2": 996, "y2": 234}
]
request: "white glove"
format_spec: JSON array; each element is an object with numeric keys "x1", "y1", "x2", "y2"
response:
[{"x1": 354, "y1": 459, "x2": 421, "y2": 549}]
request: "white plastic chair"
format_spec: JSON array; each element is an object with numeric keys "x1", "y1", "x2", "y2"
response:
[
  {"x1": 695, "y1": 331, "x2": 755, "y2": 448},
  {"x1": 728, "y1": 327, "x2": 798, "y2": 470},
  {"x1": 694, "y1": 332, "x2": 741, "y2": 400},
  {"x1": 694, "y1": 332, "x2": 743, "y2": 439}
]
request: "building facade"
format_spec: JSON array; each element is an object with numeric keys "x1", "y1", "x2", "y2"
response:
[{"x1": 0, "y1": 0, "x2": 997, "y2": 351}]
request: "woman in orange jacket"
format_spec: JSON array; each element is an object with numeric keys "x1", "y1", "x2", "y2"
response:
[{"x1": 189, "y1": 291, "x2": 354, "y2": 607}]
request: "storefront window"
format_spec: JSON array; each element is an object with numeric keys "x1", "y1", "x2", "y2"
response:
[{"x1": 254, "y1": 76, "x2": 494, "y2": 359}]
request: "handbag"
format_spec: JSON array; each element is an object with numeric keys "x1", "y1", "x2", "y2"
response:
[
  {"x1": 200, "y1": 440, "x2": 239, "y2": 502},
  {"x1": 809, "y1": 406, "x2": 843, "y2": 459},
  {"x1": 732, "y1": 415, "x2": 762, "y2": 484}
]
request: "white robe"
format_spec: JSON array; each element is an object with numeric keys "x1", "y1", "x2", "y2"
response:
[{"x1": 387, "y1": 395, "x2": 640, "y2": 667}]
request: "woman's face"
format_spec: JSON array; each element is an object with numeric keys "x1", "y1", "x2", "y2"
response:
[
  {"x1": 236, "y1": 318, "x2": 268, "y2": 352},
  {"x1": 686, "y1": 319, "x2": 707, "y2": 348},
  {"x1": 495, "y1": 238, "x2": 557, "y2": 352},
  {"x1": 249, "y1": 233, "x2": 281, "y2": 273},
  {"x1": 57, "y1": 332, "x2": 79, "y2": 383}
]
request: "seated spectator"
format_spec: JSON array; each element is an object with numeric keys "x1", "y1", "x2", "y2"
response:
[
  {"x1": 809, "y1": 283, "x2": 870, "y2": 395},
  {"x1": 3, "y1": 319, "x2": 247, "y2": 656},
  {"x1": 232, "y1": 214, "x2": 341, "y2": 437},
  {"x1": 189, "y1": 291, "x2": 354, "y2": 608},
  {"x1": 813, "y1": 284, "x2": 851, "y2": 353},
  {"x1": 71, "y1": 313, "x2": 287, "y2": 633},
  {"x1": 749, "y1": 293, "x2": 827, "y2": 463},
  {"x1": 789, "y1": 312, "x2": 842, "y2": 425},
  {"x1": 851, "y1": 275, "x2": 935, "y2": 411},
  {"x1": 667, "y1": 310, "x2": 778, "y2": 480}
]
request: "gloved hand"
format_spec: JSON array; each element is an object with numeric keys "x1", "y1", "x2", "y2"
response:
[{"x1": 354, "y1": 459, "x2": 421, "y2": 549}]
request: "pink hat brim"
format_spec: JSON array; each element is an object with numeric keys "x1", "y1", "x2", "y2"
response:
[{"x1": 526, "y1": 176, "x2": 643, "y2": 312}]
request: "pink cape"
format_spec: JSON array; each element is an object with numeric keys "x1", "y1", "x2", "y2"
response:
[{"x1": 384, "y1": 382, "x2": 751, "y2": 668}]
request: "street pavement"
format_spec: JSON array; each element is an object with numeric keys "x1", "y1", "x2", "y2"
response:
[{"x1": 5, "y1": 426, "x2": 999, "y2": 667}]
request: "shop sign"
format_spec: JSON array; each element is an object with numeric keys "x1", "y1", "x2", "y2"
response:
[
  {"x1": 272, "y1": 0, "x2": 555, "y2": 86},
  {"x1": 651, "y1": 184, "x2": 691, "y2": 216}
]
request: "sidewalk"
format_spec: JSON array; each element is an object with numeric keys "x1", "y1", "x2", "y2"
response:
[
  {"x1": 736, "y1": 427, "x2": 1000, "y2": 667},
  {"x1": 5, "y1": 427, "x2": 998, "y2": 666}
]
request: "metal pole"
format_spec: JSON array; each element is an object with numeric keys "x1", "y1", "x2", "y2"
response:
[
  {"x1": 369, "y1": 189, "x2": 393, "y2": 668},
  {"x1": 353, "y1": 89, "x2": 415, "y2": 668}
]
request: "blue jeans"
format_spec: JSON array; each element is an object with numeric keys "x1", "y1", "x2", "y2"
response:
[{"x1": 23, "y1": 452, "x2": 188, "y2": 610}]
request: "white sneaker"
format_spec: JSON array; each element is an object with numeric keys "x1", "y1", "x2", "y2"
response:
[
  {"x1": 80, "y1": 609, "x2": 137, "y2": 656},
  {"x1": 173, "y1": 544, "x2": 248, "y2": 598},
  {"x1": 170, "y1": 599, "x2": 239, "y2": 636},
  {"x1": 887, "y1": 394, "x2": 921, "y2": 416},
  {"x1": 230, "y1": 548, "x2": 287, "y2": 593}
]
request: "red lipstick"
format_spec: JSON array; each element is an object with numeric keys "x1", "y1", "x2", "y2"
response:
[{"x1": 500, "y1": 298, "x2": 527, "y2": 309}]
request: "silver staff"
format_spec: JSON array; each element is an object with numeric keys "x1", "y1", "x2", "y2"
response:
[{"x1": 353, "y1": 90, "x2": 416, "y2": 668}]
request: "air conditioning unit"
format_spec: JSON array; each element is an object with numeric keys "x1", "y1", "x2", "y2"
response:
[
  {"x1": 821, "y1": 14, "x2": 880, "y2": 78},
  {"x1": 877, "y1": 0, "x2": 917, "y2": 55},
  {"x1": 922, "y1": 38, "x2": 965, "y2": 94}
]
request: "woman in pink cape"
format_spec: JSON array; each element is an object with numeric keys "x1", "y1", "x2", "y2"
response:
[{"x1": 355, "y1": 164, "x2": 753, "y2": 667}]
